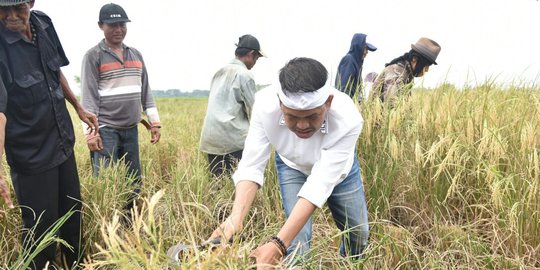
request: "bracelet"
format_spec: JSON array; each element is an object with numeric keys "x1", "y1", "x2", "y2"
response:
[
  {"x1": 151, "y1": 125, "x2": 161, "y2": 129},
  {"x1": 269, "y1": 236, "x2": 287, "y2": 256},
  {"x1": 268, "y1": 240, "x2": 285, "y2": 256}
]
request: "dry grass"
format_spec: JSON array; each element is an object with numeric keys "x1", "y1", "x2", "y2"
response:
[{"x1": 1, "y1": 83, "x2": 539, "y2": 269}]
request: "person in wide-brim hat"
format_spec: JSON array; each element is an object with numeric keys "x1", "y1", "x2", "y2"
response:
[
  {"x1": 372, "y1": 37, "x2": 441, "y2": 103},
  {"x1": 411, "y1": 37, "x2": 441, "y2": 65}
]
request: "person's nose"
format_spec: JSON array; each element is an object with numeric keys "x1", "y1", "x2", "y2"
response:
[{"x1": 296, "y1": 119, "x2": 310, "y2": 130}]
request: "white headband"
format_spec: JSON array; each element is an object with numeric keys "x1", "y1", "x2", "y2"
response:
[{"x1": 277, "y1": 83, "x2": 330, "y2": 110}]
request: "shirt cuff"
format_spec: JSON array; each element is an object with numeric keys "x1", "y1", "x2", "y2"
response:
[
  {"x1": 232, "y1": 168, "x2": 264, "y2": 187},
  {"x1": 297, "y1": 186, "x2": 328, "y2": 208},
  {"x1": 297, "y1": 174, "x2": 346, "y2": 208},
  {"x1": 145, "y1": 107, "x2": 160, "y2": 123}
]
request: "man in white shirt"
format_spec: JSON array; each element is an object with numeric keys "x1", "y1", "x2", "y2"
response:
[
  {"x1": 208, "y1": 57, "x2": 369, "y2": 266},
  {"x1": 199, "y1": 34, "x2": 263, "y2": 178}
]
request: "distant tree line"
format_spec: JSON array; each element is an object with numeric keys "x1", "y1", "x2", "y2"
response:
[
  {"x1": 152, "y1": 89, "x2": 210, "y2": 97},
  {"x1": 153, "y1": 84, "x2": 271, "y2": 98},
  {"x1": 74, "y1": 75, "x2": 271, "y2": 98}
]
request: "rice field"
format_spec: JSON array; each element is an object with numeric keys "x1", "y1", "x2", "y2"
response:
[{"x1": 1, "y1": 82, "x2": 539, "y2": 269}]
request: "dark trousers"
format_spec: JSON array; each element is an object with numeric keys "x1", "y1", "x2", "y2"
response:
[
  {"x1": 91, "y1": 126, "x2": 141, "y2": 211},
  {"x1": 207, "y1": 150, "x2": 243, "y2": 178},
  {"x1": 11, "y1": 153, "x2": 83, "y2": 269}
]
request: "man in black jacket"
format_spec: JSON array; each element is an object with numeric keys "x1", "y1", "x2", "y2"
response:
[{"x1": 0, "y1": 0, "x2": 98, "y2": 268}]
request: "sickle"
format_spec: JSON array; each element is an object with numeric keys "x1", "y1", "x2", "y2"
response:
[{"x1": 167, "y1": 237, "x2": 222, "y2": 263}]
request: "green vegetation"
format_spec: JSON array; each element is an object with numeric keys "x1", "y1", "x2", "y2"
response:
[
  {"x1": 150, "y1": 84, "x2": 270, "y2": 97},
  {"x1": 152, "y1": 89, "x2": 210, "y2": 98},
  {"x1": 1, "y1": 84, "x2": 539, "y2": 269}
]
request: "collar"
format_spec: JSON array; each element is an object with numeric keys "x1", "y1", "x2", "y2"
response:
[
  {"x1": 404, "y1": 60, "x2": 415, "y2": 81},
  {"x1": 404, "y1": 60, "x2": 413, "y2": 73},
  {"x1": 98, "y1": 39, "x2": 129, "y2": 52},
  {"x1": 278, "y1": 114, "x2": 329, "y2": 134},
  {"x1": 0, "y1": 26, "x2": 23, "y2": 44},
  {"x1": 230, "y1": 58, "x2": 248, "y2": 69}
]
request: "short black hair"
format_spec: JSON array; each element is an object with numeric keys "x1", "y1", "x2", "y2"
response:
[
  {"x1": 235, "y1": 47, "x2": 252, "y2": 57},
  {"x1": 279, "y1": 57, "x2": 328, "y2": 95}
]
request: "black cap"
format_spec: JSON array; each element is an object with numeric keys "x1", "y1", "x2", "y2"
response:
[
  {"x1": 235, "y1": 34, "x2": 265, "y2": 57},
  {"x1": 99, "y1": 3, "x2": 131, "y2": 24}
]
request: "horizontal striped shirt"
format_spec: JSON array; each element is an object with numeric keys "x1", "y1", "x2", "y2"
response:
[{"x1": 81, "y1": 40, "x2": 159, "y2": 132}]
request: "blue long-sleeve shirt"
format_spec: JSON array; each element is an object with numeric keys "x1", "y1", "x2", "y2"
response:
[{"x1": 335, "y1": 33, "x2": 369, "y2": 99}]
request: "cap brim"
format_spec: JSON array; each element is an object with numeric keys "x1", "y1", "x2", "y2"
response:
[
  {"x1": 366, "y1": 43, "x2": 377, "y2": 51},
  {"x1": 101, "y1": 18, "x2": 131, "y2": 24},
  {"x1": 235, "y1": 44, "x2": 266, "y2": 57},
  {"x1": 257, "y1": 50, "x2": 266, "y2": 58}
]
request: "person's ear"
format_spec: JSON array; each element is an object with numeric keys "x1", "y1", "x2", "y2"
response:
[
  {"x1": 410, "y1": 56, "x2": 418, "y2": 71},
  {"x1": 325, "y1": 95, "x2": 334, "y2": 109},
  {"x1": 28, "y1": 0, "x2": 35, "y2": 8}
]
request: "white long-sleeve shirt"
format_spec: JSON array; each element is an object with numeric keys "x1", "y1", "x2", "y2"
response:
[{"x1": 232, "y1": 86, "x2": 363, "y2": 208}]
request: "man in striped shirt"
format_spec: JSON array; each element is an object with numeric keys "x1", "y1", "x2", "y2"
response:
[{"x1": 81, "y1": 3, "x2": 161, "y2": 214}]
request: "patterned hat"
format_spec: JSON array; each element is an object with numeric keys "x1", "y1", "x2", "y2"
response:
[
  {"x1": 411, "y1": 37, "x2": 441, "y2": 65},
  {"x1": 0, "y1": 0, "x2": 31, "y2": 6}
]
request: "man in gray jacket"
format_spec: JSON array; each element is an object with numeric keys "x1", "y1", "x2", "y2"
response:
[{"x1": 199, "y1": 34, "x2": 263, "y2": 178}]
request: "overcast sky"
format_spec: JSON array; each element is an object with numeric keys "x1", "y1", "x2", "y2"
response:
[{"x1": 33, "y1": 0, "x2": 540, "y2": 93}]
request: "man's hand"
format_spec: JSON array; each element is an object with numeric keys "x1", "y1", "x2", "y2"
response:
[
  {"x1": 59, "y1": 70, "x2": 98, "y2": 135},
  {"x1": 249, "y1": 241, "x2": 284, "y2": 269},
  {"x1": 206, "y1": 217, "x2": 241, "y2": 245},
  {"x1": 77, "y1": 107, "x2": 99, "y2": 136},
  {"x1": 150, "y1": 126, "x2": 161, "y2": 144},
  {"x1": 87, "y1": 135, "x2": 103, "y2": 152},
  {"x1": 0, "y1": 174, "x2": 14, "y2": 218}
]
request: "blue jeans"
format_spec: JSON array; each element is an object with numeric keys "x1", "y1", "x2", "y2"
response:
[
  {"x1": 92, "y1": 126, "x2": 141, "y2": 209},
  {"x1": 275, "y1": 154, "x2": 369, "y2": 263}
]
